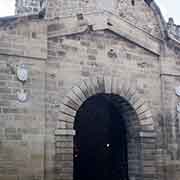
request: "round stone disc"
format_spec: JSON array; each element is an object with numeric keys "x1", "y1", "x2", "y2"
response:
[{"x1": 17, "y1": 65, "x2": 28, "y2": 82}]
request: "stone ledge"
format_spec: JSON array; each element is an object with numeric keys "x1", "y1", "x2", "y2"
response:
[
  {"x1": 166, "y1": 160, "x2": 180, "y2": 165},
  {"x1": 139, "y1": 131, "x2": 156, "y2": 137},
  {"x1": 55, "y1": 129, "x2": 76, "y2": 136}
]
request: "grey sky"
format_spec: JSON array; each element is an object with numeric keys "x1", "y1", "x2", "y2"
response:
[
  {"x1": 0, "y1": 0, "x2": 179, "y2": 24},
  {"x1": 155, "y1": 0, "x2": 180, "y2": 24}
]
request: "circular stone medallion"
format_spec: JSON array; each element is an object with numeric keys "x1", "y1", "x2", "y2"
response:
[
  {"x1": 176, "y1": 86, "x2": 180, "y2": 96},
  {"x1": 177, "y1": 103, "x2": 180, "y2": 113},
  {"x1": 17, "y1": 64, "x2": 28, "y2": 82},
  {"x1": 17, "y1": 89, "x2": 28, "y2": 103}
]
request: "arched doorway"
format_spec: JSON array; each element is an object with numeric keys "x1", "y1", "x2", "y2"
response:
[
  {"x1": 55, "y1": 77, "x2": 156, "y2": 180},
  {"x1": 74, "y1": 93, "x2": 137, "y2": 180}
]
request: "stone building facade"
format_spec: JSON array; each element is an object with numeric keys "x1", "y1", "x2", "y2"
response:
[{"x1": 0, "y1": 0, "x2": 180, "y2": 180}]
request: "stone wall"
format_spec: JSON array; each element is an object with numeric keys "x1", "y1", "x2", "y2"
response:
[
  {"x1": 0, "y1": 17, "x2": 47, "y2": 180},
  {"x1": 161, "y1": 41, "x2": 180, "y2": 180},
  {"x1": 46, "y1": 0, "x2": 161, "y2": 37},
  {"x1": 0, "y1": 0, "x2": 180, "y2": 180},
  {"x1": 46, "y1": 29, "x2": 161, "y2": 180}
]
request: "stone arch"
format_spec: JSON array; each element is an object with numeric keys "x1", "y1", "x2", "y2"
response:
[
  {"x1": 55, "y1": 76, "x2": 156, "y2": 180},
  {"x1": 56, "y1": 76, "x2": 154, "y2": 133}
]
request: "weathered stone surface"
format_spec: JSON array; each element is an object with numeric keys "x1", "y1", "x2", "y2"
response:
[{"x1": 0, "y1": 0, "x2": 180, "y2": 180}]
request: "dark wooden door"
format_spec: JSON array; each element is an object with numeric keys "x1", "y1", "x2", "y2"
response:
[{"x1": 74, "y1": 94, "x2": 128, "y2": 180}]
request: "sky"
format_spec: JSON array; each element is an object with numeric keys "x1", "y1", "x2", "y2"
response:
[{"x1": 0, "y1": 0, "x2": 179, "y2": 24}]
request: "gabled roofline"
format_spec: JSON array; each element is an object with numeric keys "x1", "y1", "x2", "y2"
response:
[{"x1": 48, "y1": 10, "x2": 162, "y2": 55}]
